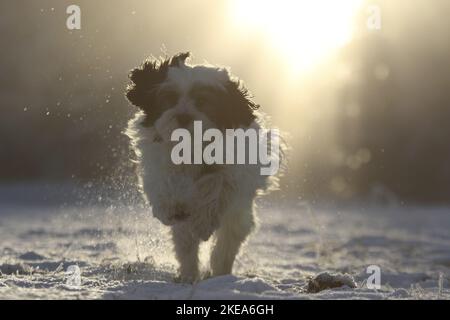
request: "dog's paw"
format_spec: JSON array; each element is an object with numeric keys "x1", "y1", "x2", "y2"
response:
[
  {"x1": 167, "y1": 203, "x2": 191, "y2": 224},
  {"x1": 200, "y1": 269, "x2": 212, "y2": 281},
  {"x1": 173, "y1": 270, "x2": 212, "y2": 283},
  {"x1": 151, "y1": 205, "x2": 173, "y2": 226},
  {"x1": 152, "y1": 202, "x2": 190, "y2": 226},
  {"x1": 173, "y1": 274, "x2": 198, "y2": 284}
]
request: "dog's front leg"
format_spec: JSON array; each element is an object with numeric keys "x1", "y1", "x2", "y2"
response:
[
  {"x1": 171, "y1": 223, "x2": 200, "y2": 283},
  {"x1": 188, "y1": 172, "x2": 232, "y2": 241},
  {"x1": 210, "y1": 205, "x2": 255, "y2": 276}
]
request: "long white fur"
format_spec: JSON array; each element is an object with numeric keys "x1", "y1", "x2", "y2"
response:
[{"x1": 126, "y1": 61, "x2": 277, "y2": 282}]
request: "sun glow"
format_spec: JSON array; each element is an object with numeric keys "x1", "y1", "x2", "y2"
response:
[{"x1": 232, "y1": 0, "x2": 363, "y2": 72}]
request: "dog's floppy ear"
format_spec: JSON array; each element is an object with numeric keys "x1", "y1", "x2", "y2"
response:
[
  {"x1": 219, "y1": 79, "x2": 259, "y2": 128},
  {"x1": 125, "y1": 52, "x2": 190, "y2": 126}
]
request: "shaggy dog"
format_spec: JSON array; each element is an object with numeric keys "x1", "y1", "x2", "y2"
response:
[{"x1": 125, "y1": 52, "x2": 279, "y2": 282}]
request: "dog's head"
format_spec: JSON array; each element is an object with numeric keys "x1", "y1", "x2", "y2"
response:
[{"x1": 125, "y1": 52, "x2": 259, "y2": 139}]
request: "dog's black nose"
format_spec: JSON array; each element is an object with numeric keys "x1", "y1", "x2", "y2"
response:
[{"x1": 176, "y1": 114, "x2": 193, "y2": 127}]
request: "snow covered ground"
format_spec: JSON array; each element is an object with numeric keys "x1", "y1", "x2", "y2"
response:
[{"x1": 0, "y1": 186, "x2": 449, "y2": 299}]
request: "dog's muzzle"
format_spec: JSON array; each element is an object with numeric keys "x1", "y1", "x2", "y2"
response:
[{"x1": 175, "y1": 114, "x2": 193, "y2": 129}]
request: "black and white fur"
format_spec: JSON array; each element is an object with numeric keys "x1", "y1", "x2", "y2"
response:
[{"x1": 125, "y1": 52, "x2": 278, "y2": 282}]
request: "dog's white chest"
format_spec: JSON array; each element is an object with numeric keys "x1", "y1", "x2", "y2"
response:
[{"x1": 139, "y1": 141, "x2": 202, "y2": 205}]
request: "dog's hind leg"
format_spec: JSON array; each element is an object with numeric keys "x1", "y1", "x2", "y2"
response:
[
  {"x1": 172, "y1": 223, "x2": 200, "y2": 283},
  {"x1": 210, "y1": 205, "x2": 255, "y2": 276}
]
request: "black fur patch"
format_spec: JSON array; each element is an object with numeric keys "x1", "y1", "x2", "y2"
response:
[
  {"x1": 125, "y1": 52, "x2": 190, "y2": 127},
  {"x1": 221, "y1": 79, "x2": 259, "y2": 128},
  {"x1": 191, "y1": 81, "x2": 259, "y2": 129}
]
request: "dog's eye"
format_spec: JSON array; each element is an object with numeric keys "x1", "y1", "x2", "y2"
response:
[
  {"x1": 195, "y1": 96, "x2": 208, "y2": 108},
  {"x1": 194, "y1": 93, "x2": 216, "y2": 109}
]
